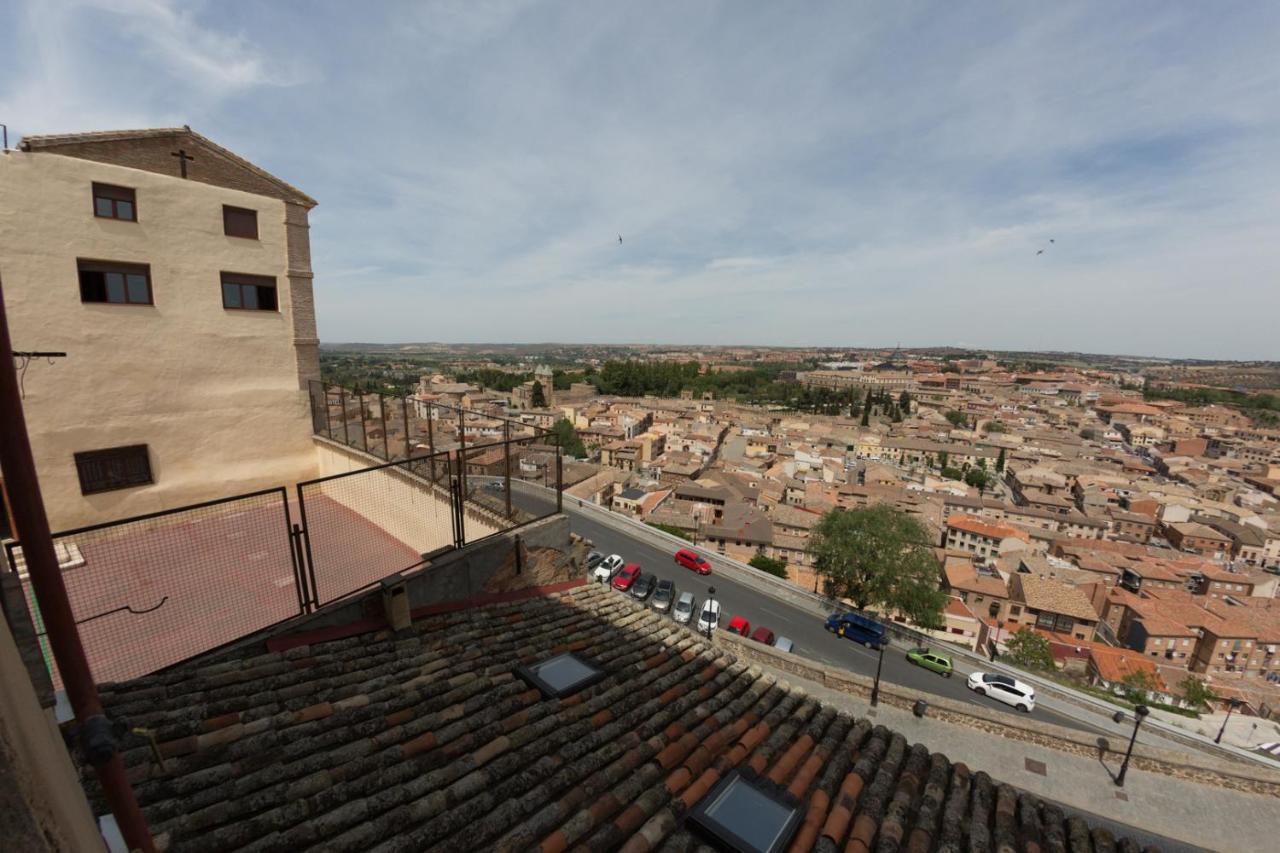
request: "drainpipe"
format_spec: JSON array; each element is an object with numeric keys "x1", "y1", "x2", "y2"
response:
[{"x1": 0, "y1": 278, "x2": 155, "y2": 852}]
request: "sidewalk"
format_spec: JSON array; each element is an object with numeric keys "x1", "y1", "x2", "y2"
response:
[
  {"x1": 789, "y1": 670, "x2": 1277, "y2": 852},
  {"x1": 1150, "y1": 704, "x2": 1280, "y2": 752}
]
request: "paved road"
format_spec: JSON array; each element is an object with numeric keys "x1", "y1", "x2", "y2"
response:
[{"x1": 497, "y1": 483, "x2": 1107, "y2": 736}]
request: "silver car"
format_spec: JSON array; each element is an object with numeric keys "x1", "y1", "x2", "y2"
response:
[
  {"x1": 672, "y1": 591, "x2": 697, "y2": 624},
  {"x1": 651, "y1": 579, "x2": 676, "y2": 614}
]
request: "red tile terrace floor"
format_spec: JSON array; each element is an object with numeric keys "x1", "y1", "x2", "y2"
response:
[{"x1": 20, "y1": 494, "x2": 419, "y2": 687}]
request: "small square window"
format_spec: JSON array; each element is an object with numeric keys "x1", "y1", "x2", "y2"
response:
[
  {"x1": 687, "y1": 769, "x2": 803, "y2": 853},
  {"x1": 515, "y1": 652, "x2": 605, "y2": 699},
  {"x1": 92, "y1": 183, "x2": 137, "y2": 221},
  {"x1": 223, "y1": 205, "x2": 258, "y2": 239}
]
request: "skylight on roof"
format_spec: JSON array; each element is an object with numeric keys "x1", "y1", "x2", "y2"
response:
[
  {"x1": 687, "y1": 769, "x2": 802, "y2": 853},
  {"x1": 515, "y1": 652, "x2": 605, "y2": 699}
]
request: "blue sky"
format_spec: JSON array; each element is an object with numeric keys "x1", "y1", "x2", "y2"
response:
[{"x1": 3, "y1": 1, "x2": 1279, "y2": 359}]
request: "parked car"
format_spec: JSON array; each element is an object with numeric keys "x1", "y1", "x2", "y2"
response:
[
  {"x1": 774, "y1": 637, "x2": 795, "y2": 653},
  {"x1": 673, "y1": 591, "x2": 697, "y2": 624},
  {"x1": 630, "y1": 574, "x2": 656, "y2": 601},
  {"x1": 594, "y1": 554, "x2": 624, "y2": 583},
  {"x1": 906, "y1": 647, "x2": 954, "y2": 677},
  {"x1": 696, "y1": 599, "x2": 722, "y2": 633},
  {"x1": 966, "y1": 672, "x2": 1036, "y2": 712},
  {"x1": 585, "y1": 551, "x2": 605, "y2": 571},
  {"x1": 824, "y1": 612, "x2": 886, "y2": 650},
  {"x1": 750, "y1": 626, "x2": 776, "y2": 645},
  {"x1": 612, "y1": 563, "x2": 642, "y2": 592},
  {"x1": 484, "y1": 480, "x2": 505, "y2": 492},
  {"x1": 725, "y1": 615, "x2": 751, "y2": 637},
  {"x1": 674, "y1": 548, "x2": 713, "y2": 575},
  {"x1": 651, "y1": 579, "x2": 676, "y2": 613}
]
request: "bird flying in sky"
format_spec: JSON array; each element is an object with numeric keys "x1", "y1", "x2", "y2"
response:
[
  {"x1": 1036, "y1": 249, "x2": 1044, "y2": 255},
  {"x1": 618, "y1": 235, "x2": 622, "y2": 244}
]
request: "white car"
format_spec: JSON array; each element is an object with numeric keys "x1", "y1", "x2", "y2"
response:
[
  {"x1": 696, "y1": 599, "x2": 722, "y2": 634},
  {"x1": 967, "y1": 672, "x2": 1036, "y2": 712},
  {"x1": 672, "y1": 591, "x2": 697, "y2": 624},
  {"x1": 593, "y1": 554, "x2": 624, "y2": 583}
]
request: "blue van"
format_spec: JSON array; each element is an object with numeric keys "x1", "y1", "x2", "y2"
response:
[{"x1": 825, "y1": 612, "x2": 886, "y2": 649}]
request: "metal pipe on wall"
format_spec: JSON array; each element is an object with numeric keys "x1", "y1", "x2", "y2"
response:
[{"x1": 0, "y1": 277, "x2": 155, "y2": 852}]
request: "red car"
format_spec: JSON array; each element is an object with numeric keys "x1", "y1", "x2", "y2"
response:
[
  {"x1": 612, "y1": 563, "x2": 642, "y2": 591},
  {"x1": 750, "y1": 626, "x2": 776, "y2": 645},
  {"x1": 725, "y1": 615, "x2": 751, "y2": 636},
  {"x1": 674, "y1": 548, "x2": 712, "y2": 575}
]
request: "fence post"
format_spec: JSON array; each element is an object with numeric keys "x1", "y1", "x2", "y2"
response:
[
  {"x1": 402, "y1": 396, "x2": 410, "y2": 461},
  {"x1": 457, "y1": 406, "x2": 467, "y2": 502},
  {"x1": 294, "y1": 484, "x2": 321, "y2": 608},
  {"x1": 426, "y1": 403, "x2": 435, "y2": 481},
  {"x1": 451, "y1": 477, "x2": 466, "y2": 548},
  {"x1": 503, "y1": 421, "x2": 513, "y2": 519},
  {"x1": 358, "y1": 390, "x2": 370, "y2": 454},
  {"x1": 378, "y1": 392, "x2": 389, "y2": 460},
  {"x1": 323, "y1": 384, "x2": 333, "y2": 439},
  {"x1": 339, "y1": 387, "x2": 350, "y2": 446}
]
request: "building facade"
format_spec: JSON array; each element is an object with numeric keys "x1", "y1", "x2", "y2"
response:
[{"x1": 0, "y1": 128, "x2": 320, "y2": 529}]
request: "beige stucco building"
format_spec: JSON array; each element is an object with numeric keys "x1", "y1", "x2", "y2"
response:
[{"x1": 0, "y1": 128, "x2": 321, "y2": 530}]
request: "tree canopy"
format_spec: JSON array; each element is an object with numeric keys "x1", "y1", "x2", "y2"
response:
[
  {"x1": 806, "y1": 504, "x2": 946, "y2": 628},
  {"x1": 1178, "y1": 675, "x2": 1217, "y2": 709},
  {"x1": 944, "y1": 410, "x2": 968, "y2": 428},
  {"x1": 547, "y1": 418, "x2": 586, "y2": 457},
  {"x1": 748, "y1": 553, "x2": 788, "y2": 579},
  {"x1": 530, "y1": 380, "x2": 547, "y2": 408},
  {"x1": 1004, "y1": 628, "x2": 1055, "y2": 671}
]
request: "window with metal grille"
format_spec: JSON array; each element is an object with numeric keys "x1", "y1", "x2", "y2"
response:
[
  {"x1": 223, "y1": 205, "x2": 258, "y2": 239},
  {"x1": 92, "y1": 183, "x2": 137, "y2": 221},
  {"x1": 220, "y1": 272, "x2": 278, "y2": 311},
  {"x1": 77, "y1": 260, "x2": 153, "y2": 305},
  {"x1": 74, "y1": 445, "x2": 152, "y2": 495}
]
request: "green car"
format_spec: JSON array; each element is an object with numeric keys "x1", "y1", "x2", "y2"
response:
[{"x1": 906, "y1": 647, "x2": 953, "y2": 677}]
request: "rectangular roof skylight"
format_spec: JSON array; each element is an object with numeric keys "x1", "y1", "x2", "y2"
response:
[
  {"x1": 515, "y1": 651, "x2": 605, "y2": 699},
  {"x1": 687, "y1": 769, "x2": 802, "y2": 853}
]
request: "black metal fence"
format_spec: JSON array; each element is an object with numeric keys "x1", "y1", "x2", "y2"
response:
[{"x1": 4, "y1": 396, "x2": 564, "y2": 686}]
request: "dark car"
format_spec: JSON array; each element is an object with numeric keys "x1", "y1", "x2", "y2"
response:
[
  {"x1": 585, "y1": 551, "x2": 605, "y2": 571},
  {"x1": 750, "y1": 626, "x2": 776, "y2": 645},
  {"x1": 630, "y1": 573, "x2": 657, "y2": 601},
  {"x1": 825, "y1": 612, "x2": 886, "y2": 650},
  {"x1": 651, "y1": 579, "x2": 676, "y2": 613}
]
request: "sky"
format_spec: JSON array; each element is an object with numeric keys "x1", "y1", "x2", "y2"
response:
[{"x1": 2, "y1": 1, "x2": 1279, "y2": 359}]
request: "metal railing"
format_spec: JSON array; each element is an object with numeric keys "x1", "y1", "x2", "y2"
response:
[{"x1": 4, "y1": 413, "x2": 565, "y2": 685}]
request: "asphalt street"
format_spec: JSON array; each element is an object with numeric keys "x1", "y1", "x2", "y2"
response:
[{"x1": 494, "y1": 482, "x2": 1107, "y2": 736}]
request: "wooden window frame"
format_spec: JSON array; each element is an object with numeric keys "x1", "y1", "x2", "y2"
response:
[
  {"x1": 77, "y1": 259, "x2": 154, "y2": 306},
  {"x1": 220, "y1": 272, "x2": 278, "y2": 312},
  {"x1": 222, "y1": 205, "x2": 259, "y2": 240},
  {"x1": 92, "y1": 183, "x2": 137, "y2": 222},
  {"x1": 74, "y1": 445, "x2": 153, "y2": 495}
]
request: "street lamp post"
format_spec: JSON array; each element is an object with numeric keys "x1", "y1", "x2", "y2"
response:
[
  {"x1": 705, "y1": 586, "x2": 716, "y2": 641},
  {"x1": 1111, "y1": 705, "x2": 1149, "y2": 787},
  {"x1": 870, "y1": 636, "x2": 890, "y2": 708},
  {"x1": 1215, "y1": 698, "x2": 1243, "y2": 745}
]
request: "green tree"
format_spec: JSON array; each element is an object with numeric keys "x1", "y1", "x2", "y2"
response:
[
  {"x1": 806, "y1": 505, "x2": 946, "y2": 628},
  {"x1": 1179, "y1": 676, "x2": 1217, "y2": 710},
  {"x1": 938, "y1": 451, "x2": 949, "y2": 469},
  {"x1": 984, "y1": 421, "x2": 1006, "y2": 434},
  {"x1": 964, "y1": 468, "x2": 990, "y2": 492},
  {"x1": 945, "y1": 409, "x2": 968, "y2": 428},
  {"x1": 748, "y1": 553, "x2": 789, "y2": 579},
  {"x1": 1080, "y1": 427, "x2": 1098, "y2": 440},
  {"x1": 860, "y1": 390, "x2": 871, "y2": 426},
  {"x1": 646, "y1": 522, "x2": 692, "y2": 541},
  {"x1": 996, "y1": 447, "x2": 1006, "y2": 472},
  {"x1": 1004, "y1": 628, "x2": 1055, "y2": 671},
  {"x1": 898, "y1": 390, "x2": 912, "y2": 412},
  {"x1": 1121, "y1": 669, "x2": 1159, "y2": 704},
  {"x1": 941, "y1": 466, "x2": 964, "y2": 481},
  {"x1": 546, "y1": 417, "x2": 587, "y2": 457},
  {"x1": 530, "y1": 380, "x2": 547, "y2": 408}
]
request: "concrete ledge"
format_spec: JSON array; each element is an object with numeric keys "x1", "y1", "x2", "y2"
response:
[{"x1": 714, "y1": 630, "x2": 1280, "y2": 798}]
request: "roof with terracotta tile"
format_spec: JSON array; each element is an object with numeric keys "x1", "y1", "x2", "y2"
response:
[{"x1": 84, "y1": 583, "x2": 1163, "y2": 852}]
